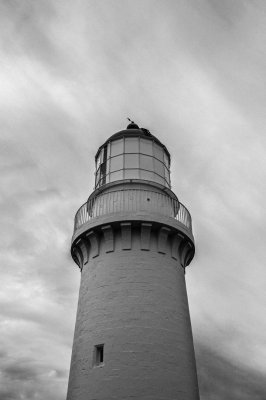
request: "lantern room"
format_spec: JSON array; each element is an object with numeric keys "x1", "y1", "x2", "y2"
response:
[{"x1": 94, "y1": 123, "x2": 171, "y2": 189}]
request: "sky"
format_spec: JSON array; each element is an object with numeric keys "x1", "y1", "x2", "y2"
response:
[{"x1": 1, "y1": 0, "x2": 266, "y2": 399}]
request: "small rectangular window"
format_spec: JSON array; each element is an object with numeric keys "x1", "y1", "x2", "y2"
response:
[{"x1": 93, "y1": 344, "x2": 104, "y2": 367}]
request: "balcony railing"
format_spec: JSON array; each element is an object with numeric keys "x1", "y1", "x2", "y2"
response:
[{"x1": 73, "y1": 189, "x2": 192, "y2": 235}]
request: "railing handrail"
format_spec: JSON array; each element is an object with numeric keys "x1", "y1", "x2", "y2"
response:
[{"x1": 73, "y1": 188, "x2": 192, "y2": 235}]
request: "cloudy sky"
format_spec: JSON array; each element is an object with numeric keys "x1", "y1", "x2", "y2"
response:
[{"x1": 1, "y1": 0, "x2": 266, "y2": 398}]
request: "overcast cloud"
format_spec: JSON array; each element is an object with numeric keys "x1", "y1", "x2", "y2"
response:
[{"x1": 1, "y1": 1, "x2": 266, "y2": 399}]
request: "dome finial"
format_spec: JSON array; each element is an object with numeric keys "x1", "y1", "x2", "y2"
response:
[{"x1": 126, "y1": 117, "x2": 139, "y2": 130}]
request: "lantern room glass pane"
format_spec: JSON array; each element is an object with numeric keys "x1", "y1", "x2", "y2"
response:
[
  {"x1": 99, "y1": 169, "x2": 106, "y2": 185},
  {"x1": 96, "y1": 155, "x2": 101, "y2": 171},
  {"x1": 110, "y1": 170, "x2": 123, "y2": 182},
  {"x1": 125, "y1": 137, "x2": 139, "y2": 153},
  {"x1": 140, "y1": 138, "x2": 153, "y2": 156},
  {"x1": 95, "y1": 170, "x2": 100, "y2": 187},
  {"x1": 140, "y1": 155, "x2": 153, "y2": 171},
  {"x1": 164, "y1": 166, "x2": 170, "y2": 183},
  {"x1": 110, "y1": 155, "x2": 123, "y2": 172},
  {"x1": 124, "y1": 169, "x2": 139, "y2": 179},
  {"x1": 154, "y1": 143, "x2": 163, "y2": 162},
  {"x1": 154, "y1": 158, "x2": 164, "y2": 177},
  {"x1": 106, "y1": 159, "x2": 110, "y2": 174},
  {"x1": 105, "y1": 173, "x2": 110, "y2": 183},
  {"x1": 163, "y1": 151, "x2": 169, "y2": 168},
  {"x1": 153, "y1": 173, "x2": 164, "y2": 185},
  {"x1": 140, "y1": 170, "x2": 154, "y2": 182},
  {"x1": 125, "y1": 154, "x2": 139, "y2": 168},
  {"x1": 111, "y1": 139, "x2": 123, "y2": 156},
  {"x1": 100, "y1": 161, "x2": 106, "y2": 179}
]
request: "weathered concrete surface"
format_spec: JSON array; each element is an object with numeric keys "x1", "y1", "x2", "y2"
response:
[{"x1": 67, "y1": 225, "x2": 199, "y2": 400}]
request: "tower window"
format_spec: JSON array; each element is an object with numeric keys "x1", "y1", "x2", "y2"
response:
[{"x1": 93, "y1": 344, "x2": 104, "y2": 367}]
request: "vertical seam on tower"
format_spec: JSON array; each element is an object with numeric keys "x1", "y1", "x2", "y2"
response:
[
  {"x1": 157, "y1": 226, "x2": 171, "y2": 254},
  {"x1": 140, "y1": 223, "x2": 152, "y2": 250},
  {"x1": 183, "y1": 242, "x2": 193, "y2": 268},
  {"x1": 86, "y1": 231, "x2": 99, "y2": 258},
  {"x1": 120, "y1": 222, "x2": 132, "y2": 250},
  {"x1": 171, "y1": 233, "x2": 185, "y2": 260},
  {"x1": 77, "y1": 238, "x2": 89, "y2": 265},
  {"x1": 72, "y1": 245, "x2": 83, "y2": 270},
  {"x1": 180, "y1": 241, "x2": 192, "y2": 268},
  {"x1": 101, "y1": 225, "x2": 114, "y2": 253}
]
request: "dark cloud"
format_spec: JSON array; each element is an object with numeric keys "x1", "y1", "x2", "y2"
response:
[
  {"x1": 3, "y1": 362, "x2": 38, "y2": 381},
  {"x1": 0, "y1": 389, "x2": 17, "y2": 400},
  {"x1": 0, "y1": 354, "x2": 67, "y2": 399},
  {"x1": 204, "y1": 0, "x2": 246, "y2": 24},
  {"x1": 195, "y1": 342, "x2": 266, "y2": 400}
]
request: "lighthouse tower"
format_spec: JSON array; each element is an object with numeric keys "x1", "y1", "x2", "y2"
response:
[{"x1": 67, "y1": 122, "x2": 199, "y2": 400}]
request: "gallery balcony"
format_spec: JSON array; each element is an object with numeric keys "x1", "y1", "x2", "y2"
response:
[{"x1": 72, "y1": 188, "x2": 192, "y2": 241}]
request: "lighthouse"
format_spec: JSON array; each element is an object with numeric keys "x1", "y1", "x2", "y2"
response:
[{"x1": 66, "y1": 122, "x2": 199, "y2": 400}]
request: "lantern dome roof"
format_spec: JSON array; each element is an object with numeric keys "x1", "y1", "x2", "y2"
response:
[{"x1": 95, "y1": 125, "x2": 170, "y2": 160}]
